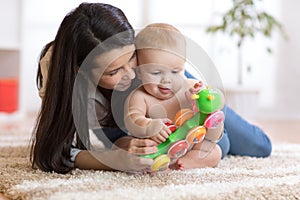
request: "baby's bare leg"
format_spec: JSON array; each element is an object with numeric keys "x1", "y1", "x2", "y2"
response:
[{"x1": 175, "y1": 142, "x2": 222, "y2": 170}]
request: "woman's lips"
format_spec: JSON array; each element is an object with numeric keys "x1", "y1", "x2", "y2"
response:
[
  {"x1": 117, "y1": 80, "x2": 131, "y2": 89},
  {"x1": 121, "y1": 81, "x2": 131, "y2": 87}
]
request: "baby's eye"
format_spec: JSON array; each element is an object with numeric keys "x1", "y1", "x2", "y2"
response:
[
  {"x1": 151, "y1": 71, "x2": 161, "y2": 75},
  {"x1": 172, "y1": 70, "x2": 179, "y2": 74}
]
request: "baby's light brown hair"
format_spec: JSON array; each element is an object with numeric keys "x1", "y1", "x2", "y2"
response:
[{"x1": 135, "y1": 23, "x2": 186, "y2": 58}]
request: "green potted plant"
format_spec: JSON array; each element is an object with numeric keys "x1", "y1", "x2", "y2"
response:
[{"x1": 206, "y1": 0, "x2": 287, "y2": 85}]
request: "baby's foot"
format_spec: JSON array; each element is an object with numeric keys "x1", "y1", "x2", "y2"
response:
[
  {"x1": 175, "y1": 152, "x2": 197, "y2": 170},
  {"x1": 175, "y1": 159, "x2": 184, "y2": 170},
  {"x1": 175, "y1": 148, "x2": 220, "y2": 170},
  {"x1": 169, "y1": 159, "x2": 184, "y2": 170}
]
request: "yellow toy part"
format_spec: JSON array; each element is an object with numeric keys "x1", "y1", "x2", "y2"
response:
[{"x1": 151, "y1": 154, "x2": 171, "y2": 172}]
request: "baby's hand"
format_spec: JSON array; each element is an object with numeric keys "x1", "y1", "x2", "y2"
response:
[
  {"x1": 185, "y1": 81, "x2": 205, "y2": 113},
  {"x1": 150, "y1": 119, "x2": 173, "y2": 144},
  {"x1": 189, "y1": 81, "x2": 204, "y2": 94}
]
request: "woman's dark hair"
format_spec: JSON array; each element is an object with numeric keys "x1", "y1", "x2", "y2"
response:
[{"x1": 31, "y1": 3, "x2": 134, "y2": 173}]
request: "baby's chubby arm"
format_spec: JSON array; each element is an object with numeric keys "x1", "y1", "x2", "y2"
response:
[{"x1": 124, "y1": 89, "x2": 172, "y2": 140}]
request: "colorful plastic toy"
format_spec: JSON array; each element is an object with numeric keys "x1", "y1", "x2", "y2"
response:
[{"x1": 141, "y1": 86, "x2": 225, "y2": 172}]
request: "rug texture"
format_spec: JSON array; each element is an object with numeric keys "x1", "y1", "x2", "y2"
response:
[{"x1": 1, "y1": 129, "x2": 300, "y2": 200}]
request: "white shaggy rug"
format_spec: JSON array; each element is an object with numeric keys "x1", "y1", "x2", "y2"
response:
[{"x1": 1, "y1": 129, "x2": 300, "y2": 200}]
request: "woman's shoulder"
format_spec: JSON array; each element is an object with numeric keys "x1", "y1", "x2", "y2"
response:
[{"x1": 39, "y1": 45, "x2": 54, "y2": 98}]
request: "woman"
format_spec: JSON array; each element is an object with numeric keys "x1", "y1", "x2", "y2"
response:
[{"x1": 31, "y1": 3, "x2": 157, "y2": 174}]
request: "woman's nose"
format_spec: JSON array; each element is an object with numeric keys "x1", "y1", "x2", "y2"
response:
[{"x1": 123, "y1": 66, "x2": 136, "y2": 80}]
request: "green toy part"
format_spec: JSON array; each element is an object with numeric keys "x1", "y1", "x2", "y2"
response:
[{"x1": 194, "y1": 87, "x2": 224, "y2": 114}]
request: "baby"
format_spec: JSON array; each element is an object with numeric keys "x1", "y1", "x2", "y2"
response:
[{"x1": 124, "y1": 23, "x2": 223, "y2": 170}]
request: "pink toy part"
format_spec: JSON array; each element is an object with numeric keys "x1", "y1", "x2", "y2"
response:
[
  {"x1": 168, "y1": 140, "x2": 189, "y2": 159},
  {"x1": 186, "y1": 126, "x2": 206, "y2": 144},
  {"x1": 204, "y1": 111, "x2": 225, "y2": 128},
  {"x1": 184, "y1": 91, "x2": 199, "y2": 113}
]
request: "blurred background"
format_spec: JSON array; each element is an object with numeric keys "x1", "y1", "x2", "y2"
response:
[{"x1": 0, "y1": 0, "x2": 299, "y2": 137}]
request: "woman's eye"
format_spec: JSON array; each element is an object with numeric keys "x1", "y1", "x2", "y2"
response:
[
  {"x1": 130, "y1": 51, "x2": 137, "y2": 60},
  {"x1": 109, "y1": 69, "x2": 119, "y2": 76}
]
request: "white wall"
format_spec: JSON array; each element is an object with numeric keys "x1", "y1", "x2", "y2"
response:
[
  {"x1": 20, "y1": 0, "x2": 67, "y2": 114},
  {"x1": 270, "y1": 0, "x2": 300, "y2": 119},
  {"x1": 0, "y1": 0, "x2": 20, "y2": 48}
]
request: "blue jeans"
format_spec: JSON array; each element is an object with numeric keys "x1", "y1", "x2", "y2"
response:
[
  {"x1": 218, "y1": 105, "x2": 272, "y2": 158},
  {"x1": 184, "y1": 71, "x2": 272, "y2": 158}
]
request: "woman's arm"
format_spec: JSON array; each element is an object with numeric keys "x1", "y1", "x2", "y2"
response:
[
  {"x1": 74, "y1": 150, "x2": 113, "y2": 170},
  {"x1": 74, "y1": 136, "x2": 158, "y2": 172}
]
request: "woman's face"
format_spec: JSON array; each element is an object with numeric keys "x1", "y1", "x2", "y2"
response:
[{"x1": 97, "y1": 45, "x2": 137, "y2": 91}]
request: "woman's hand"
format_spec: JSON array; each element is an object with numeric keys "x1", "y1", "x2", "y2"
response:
[
  {"x1": 114, "y1": 136, "x2": 158, "y2": 154},
  {"x1": 112, "y1": 136, "x2": 158, "y2": 172},
  {"x1": 99, "y1": 148, "x2": 155, "y2": 172}
]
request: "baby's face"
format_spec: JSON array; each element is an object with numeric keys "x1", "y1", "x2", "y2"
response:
[{"x1": 137, "y1": 49, "x2": 186, "y2": 100}]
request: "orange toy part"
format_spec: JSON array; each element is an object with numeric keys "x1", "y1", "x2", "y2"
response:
[
  {"x1": 173, "y1": 108, "x2": 194, "y2": 126},
  {"x1": 186, "y1": 126, "x2": 206, "y2": 144}
]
